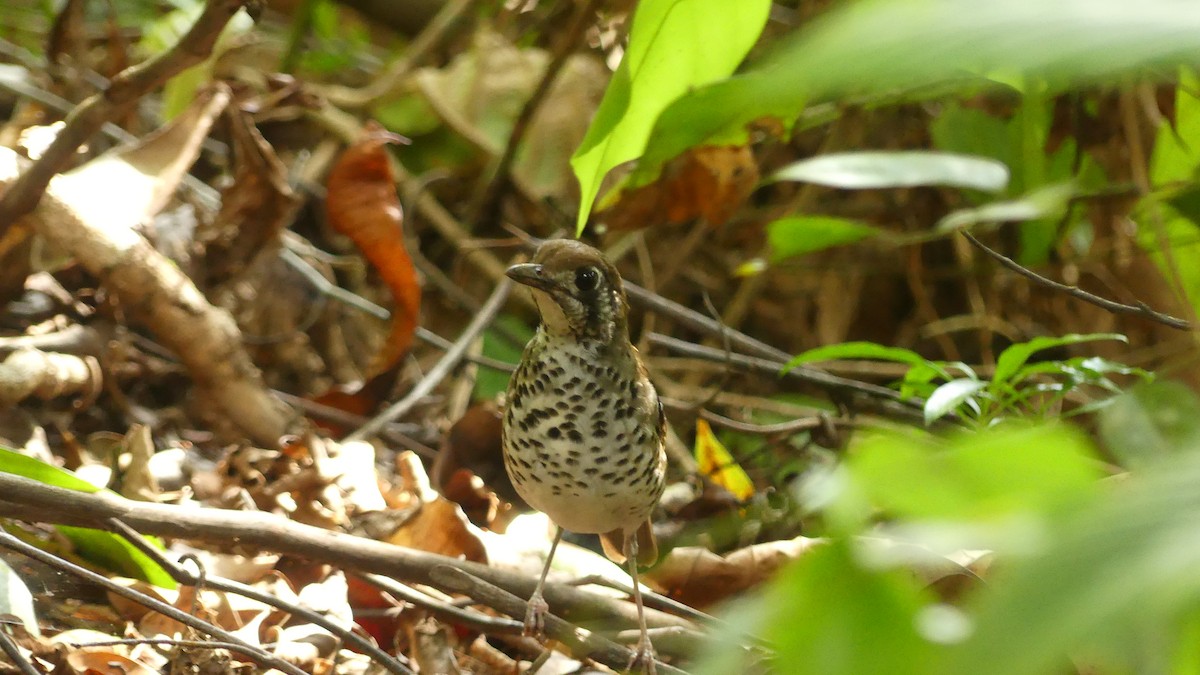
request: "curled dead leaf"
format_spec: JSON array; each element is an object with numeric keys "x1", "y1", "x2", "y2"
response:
[
  {"x1": 325, "y1": 122, "x2": 419, "y2": 378},
  {"x1": 645, "y1": 537, "x2": 825, "y2": 609}
]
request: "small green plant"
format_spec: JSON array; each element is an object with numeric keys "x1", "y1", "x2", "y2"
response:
[{"x1": 786, "y1": 333, "x2": 1149, "y2": 427}]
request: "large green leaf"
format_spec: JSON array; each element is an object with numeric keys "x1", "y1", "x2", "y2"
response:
[
  {"x1": 1098, "y1": 380, "x2": 1200, "y2": 468},
  {"x1": 633, "y1": 0, "x2": 1200, "y2": 190},
  {"x1": 0, "y1": 448, "x2": 175, "y2": 588},
  {"x1": 849, "y1": 424, "x2": 1100, "y2": 523},
  {"x1": 945, "y1": 447, "x2": 1200, "y2": 675},
  {"x1": 570, "y1": 0, "x2": 770, "y2": 234},
  {"x1": 696, "y1": 541, "x2": 935, "y2": 675}
]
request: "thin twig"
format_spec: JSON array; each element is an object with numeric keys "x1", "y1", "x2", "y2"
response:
[
  {"x1": 647, "y1": 332, "x2": 925, "y2": 420},
  {"x1": 0, "y1": 627, "x2": 39, "y2": 675},
  {"x1": 698, "y1": 409, "x2": 832, "y2": 435},
  {"x1": 0, "y1": 530, "x2": 309, "y2": 675},
  {"x1": 358, "y1": 573, "x2": 525, "y2": 634},
  {"x1": 316, "y1": 0, "x2": 477, "y2": 109},
  {"x1": 570, "y1": 574, "x2": 724, "y2": 632},
  {"x1": 430, "y1": 566, "x2": 689, "y2": 675},
  {"x1": 105, "y1": 518, "x2": 414, "y2": 675},
  {"x1": 623, "y1": 281, "x2": 790, "y2": 361},
  {"x1": 960, "y1": 229, "x2": 1192, "y2": 331},
  {"x1": 346, "y1": 277, "x2": 514, "y2": 440}
]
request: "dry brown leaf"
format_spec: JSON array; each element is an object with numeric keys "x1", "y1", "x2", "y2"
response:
[
  {"x1": 386, "y1": 452, "x2": 488, "y2": 562},
  {"x1": 198, "y1": 106, "x2": 298, "y2": 284},
  {"x1": 646, "y1": 537, "x2": 825, "y2": 608},
  {"x1": 414, "y1": 30, "x2": 606, "y2": 202},
  {"x1": 65, "y1": 650, "x2": 159, "y2": 675},
  {"x1": 601, "y1": 144, "x2": 759, "y2": 231}
]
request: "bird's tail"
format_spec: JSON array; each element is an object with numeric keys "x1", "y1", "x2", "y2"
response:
[{"x1": 599, "y1": 519, "x2": 657, "y2": 567}]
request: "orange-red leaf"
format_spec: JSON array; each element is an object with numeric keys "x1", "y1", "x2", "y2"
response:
[{"x1": 325, "y1": 122, "x2": 420, "y2": 378}]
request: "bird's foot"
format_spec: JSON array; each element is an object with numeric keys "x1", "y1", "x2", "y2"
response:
[
  {"x1": 626, "y1": 633, "x2": 657, "y2": 674},
  {"x1": 523, "y1": 591, "x2": 549, "y2": 638}
]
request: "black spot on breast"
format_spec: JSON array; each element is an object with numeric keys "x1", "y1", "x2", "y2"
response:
[
  {"x1": 568, "y1": 430, "x2": 583, "y2": 442},
  {"x1": 548, "y1": 427, "x2": 561, "y2": 439},
  {"x1": 601, "y1": 471, "x2": 617, "y2": 481},
  {"x1": 584, "y1": 467, "x2": 599, "y2": 476},
  {"x1": 594, "y1": 455, "x2": 609, "y2": 464},
  {"x1": 569, "y1": 394, "x2": 583, "y2": 403}
]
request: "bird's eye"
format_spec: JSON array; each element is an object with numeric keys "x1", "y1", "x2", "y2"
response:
[{"x1": 574, "y1": 267, "x2": 600, "y2": 292}]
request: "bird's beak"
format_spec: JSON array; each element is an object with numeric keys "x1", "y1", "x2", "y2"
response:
[{"x1": 506, "y1": 263, "x2": 556, "y2": 292}]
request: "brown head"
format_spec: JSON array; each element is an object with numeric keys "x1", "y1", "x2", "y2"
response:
[{"x1": 506, "y1": 239, "x2": 630, "y2": 345}]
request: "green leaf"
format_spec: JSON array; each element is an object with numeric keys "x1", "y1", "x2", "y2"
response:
[
  {"x1": 1133, "y1": 199, "x2": 1200, "y2": 318},
  {"x1": 767, "y1": 216, "x2": 881, "y2": 261},
  {"x1": 945, "y1": 450, "x2": 1200, "y2": 675},
  {"x1": 634, "y1": 0, "x2": 1200, "y2": 192},
  {"x1": 1097, "y1": 380, "x2": 1200, "y2": 468},
  {"x1": 849, "y1": 424, "x2": 1100, "y2": 523},
  {"x1": 1150, "y1": 73, "x2": 1200, "y2": 186},
  {"x1": 0, "y1": 448, "x2": 175, "y2": 588},
  {"x1": 570, "y1": 0, "x2": 770, "y2": 234},
  {"x1": 936, "y1": 183, "x2": 1075, "y2": 231},
  {"x1": 924, "y1": 379, "x2": 988, "y2": 425},
  {"x1": 474, "y1": 315, "x2": 531, "y2": 400},
  {"x1": 696, "y1": 541, "x2": 934, "y2": 675},
  {"x1": 772, "y1": 151, "x2": 1010, "y2": 192},
  {"x1": 784, "y1": 342, "x2": 938, "y2": 374},
  {"x1": 991, "y1": 333, "x2": 1126, "y2": 389}
]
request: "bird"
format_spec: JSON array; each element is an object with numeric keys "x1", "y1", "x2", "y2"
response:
[{"x1": 502, "y1": 239, "x2": 667, "y2": 673}]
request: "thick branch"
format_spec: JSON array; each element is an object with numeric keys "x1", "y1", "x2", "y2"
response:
[{"x1": 0, "y1": 473, "x2": 694, "y2": 634}]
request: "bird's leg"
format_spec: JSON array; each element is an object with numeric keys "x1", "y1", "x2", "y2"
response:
[
  {"x1": 524, "y1": 526, "x2": 563, "y2": 637},
  {"x1": 625, "y1": 534, "x2": 657, "y2": 675}
]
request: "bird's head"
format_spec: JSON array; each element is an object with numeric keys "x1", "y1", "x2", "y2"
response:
[{"x1": 506, "y1": 239, "x2": 629, "y2": 345}]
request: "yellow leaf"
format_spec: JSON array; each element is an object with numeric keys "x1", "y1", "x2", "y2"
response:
[{"x1": 694, "y1": 419, "x2": 755, "y2": 502}]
